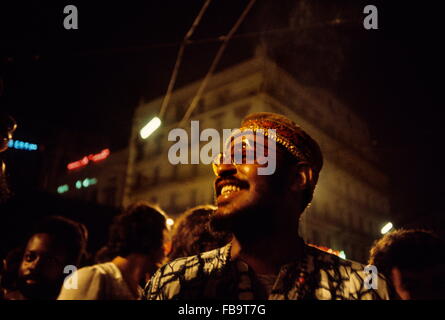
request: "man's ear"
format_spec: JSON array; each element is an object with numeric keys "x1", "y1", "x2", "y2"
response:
[
  {"x1": 163, "y1": 240, "x2": 172, "y2": 256},
  {"x1": 290, "y1": 164, "x2": 313, "y2": 192}
]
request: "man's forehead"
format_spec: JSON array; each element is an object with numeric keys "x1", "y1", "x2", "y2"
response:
[
  {"x1": 26, "y1": 233, "x2": 55, "y2": 251},
  {"x1": 225, "y1": 130, "x2": 270, "y2": 146}
]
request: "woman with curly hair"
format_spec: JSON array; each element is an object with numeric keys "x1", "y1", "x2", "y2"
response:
[
  {"x1": 169, "y1": 205, "x2": 232, "y2": 261},
  {"x1": 58, "y1": 201, "x2": 170, "y2": 300}
]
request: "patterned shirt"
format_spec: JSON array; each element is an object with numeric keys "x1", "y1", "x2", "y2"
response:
[{"x1": 144, "y1": 242, "x2": 390, "y2": 300}]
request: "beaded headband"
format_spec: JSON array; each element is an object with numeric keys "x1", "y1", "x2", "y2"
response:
[{"x1": 237, "y1": 118, "x2": 313, "y2": 164}]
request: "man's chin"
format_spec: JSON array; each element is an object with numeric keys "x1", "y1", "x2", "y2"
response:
[
  {"x1": 209, "y1": 208, "x2": 236, "y2": 232},
  {"x1": 210, "y1": 205, "x2": 251, "y2": 232}
]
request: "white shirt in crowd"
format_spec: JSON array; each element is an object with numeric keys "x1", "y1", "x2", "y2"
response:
[{"x1": 57, "y1": 262, "x2": 143, "y2": 300}]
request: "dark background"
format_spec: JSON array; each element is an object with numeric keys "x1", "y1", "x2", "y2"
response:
[{"x1": 0, "y1": 0, "x2": 444, "y2": 254}]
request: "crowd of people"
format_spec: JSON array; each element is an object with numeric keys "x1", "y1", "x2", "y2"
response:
[{"x1": 1, "y1": 112, "x2": 444, "y2": 300}]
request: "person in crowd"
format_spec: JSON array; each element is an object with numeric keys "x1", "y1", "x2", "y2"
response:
[
  {"x1": 369, "y1": 229, "x2": 445, "y2": 299},
  {"x1": 145, "y1": 112, "x2": 390, "y2": 300},
  {"x1": 4, "y1": 216, "x2": 86, "y2": 300},
  {"x1": 1, "y1": 247, "x2": 23, "y2": 299},
  {"x1": 58, "y1": 201, "x2": 170, "y2": 300},
  {"x1": 0, "y1": 113, "x2": 16, "y2": 204},
  {"x1": 168, "y1": 204, "x2": 232, "y2": 261},
  {"x1": 93, "y1": 245, "x2": 116, "y2": 264}
]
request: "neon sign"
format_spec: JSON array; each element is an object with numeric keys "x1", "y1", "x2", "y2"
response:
[
  {"x1": 57, "y1": 178, "x2": 97, "y2": 194},
  {"x1": 75, "y1": 178, "x2": 98, "y2": 189},
  {"x1": 67, "y1": 149, "x2": 110, "y2": 170},
  {"x1": 8, "y1": 139, "x2": 38, "y2": 151},
  {"x1": 57, "y1": 184, "x2": 69, "y2": 194}
]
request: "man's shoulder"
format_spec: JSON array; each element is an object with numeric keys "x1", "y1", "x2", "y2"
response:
[
  {"x1": 159, "y1": 245, "x2": 228, "y2": 276},
  {"x1": 145, "y1": 245, "x2": 230, "y2": 300},
  {"x1": 306, "y1": 245, "x2": 390, "y2": 300},
  {"x1": 73, "y1": 262, "x2": 117, "y2": 279},
  {"x1": 58, "y1": 263, "x2": 112, "y2": 300}
]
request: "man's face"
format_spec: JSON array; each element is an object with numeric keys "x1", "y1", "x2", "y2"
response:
[
  {"x1": 18, "y1": 233, "x2": 69, "y2": 299},
  {"x1": 211, "y1": 133, "x2": 295, "y2": 232}
]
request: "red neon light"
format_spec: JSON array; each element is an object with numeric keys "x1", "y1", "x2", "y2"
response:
[
  {"x1": 308, "y1": 243, "x2": 341, "y2": 257},
  {"x1": 89, "y1": 148, "x2": 110, "y2": 162},
  {"x1": 67, "y1": 149, "x2": 110, "y2": 170}
]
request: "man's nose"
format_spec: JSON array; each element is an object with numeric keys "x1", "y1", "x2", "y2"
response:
[{"x1": 213, "y1": 162, "x2": 237, "y2": 177}]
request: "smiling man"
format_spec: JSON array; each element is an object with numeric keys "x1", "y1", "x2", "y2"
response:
[{"x1": 145, "y1": 112, "x2": 389, "y2": 300}]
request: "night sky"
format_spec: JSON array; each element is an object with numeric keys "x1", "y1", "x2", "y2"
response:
[{"x1": 1, "y1": 0, "x2": 444, "y2": 241}]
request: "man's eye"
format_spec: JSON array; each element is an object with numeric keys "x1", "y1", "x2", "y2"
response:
[{"x1": 24, "y1": 253, "x2": 34, "y2": 262}]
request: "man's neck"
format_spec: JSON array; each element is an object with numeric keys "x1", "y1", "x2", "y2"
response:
[{"x1": 230, "y1": 230, "x2": 304, "y2": 275}]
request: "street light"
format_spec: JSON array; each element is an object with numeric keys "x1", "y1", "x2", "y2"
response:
[
  {"x1": 140, "y1": 117, "x2": 161, "y2": 139},
  {"x1": 381, "y1": 222, "x2": 393, "y2": 235},
  {"x1": 166, "y1": 218, "x2": 174, "y2": 227}
]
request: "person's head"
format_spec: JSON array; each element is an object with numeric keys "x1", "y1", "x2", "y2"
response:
[
  {"x1": 169, "y1": 205, "x2": 232, "y2": 260},
  {"x1": 1, "y1": 247, "x2": 24, "y2": 291},
  {"x1": 211, "y1": 112, "x2": 323, "y2": 235},
  {"x1": 17, "y1": 216, "x2": 86, "y2": 300},
  {"x1": 107, "y1": 201, "x2": 169, "y2": 274},
  {"x1": 0, "y1": 113, "x2": 16, "y2": 204},
  {"x1": 369, "y1": 229, "x2": 445, "y2": 300},
  {"x1": 93, "y1": 245, "x2": 115, "y2": 264},
  {"x1": 0, "y1": 113, "x2": 16, "y2": 153}
]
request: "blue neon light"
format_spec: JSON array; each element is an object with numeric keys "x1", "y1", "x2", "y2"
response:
[{"x1": 8, "y1": 139, "x2": 38, "y2": 151}]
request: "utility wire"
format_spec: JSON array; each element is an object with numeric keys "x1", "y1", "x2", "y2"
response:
[
  {"x1": 158, "y1": 0, "x2": 212, "y2": 120},
  {"x1": 23, "y1": 19, "x2": 357, "y2": 58},
  {"x1": 180, "y1": 0, "x2": 257, "y2": 126}
]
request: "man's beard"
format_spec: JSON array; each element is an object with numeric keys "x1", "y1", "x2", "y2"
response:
[
  {"x1": 210, "y1": 204, "x2": 271, "y2": 236},
  {"x1": 16, "y1": 276, "x2": 63, "y2": 300}
]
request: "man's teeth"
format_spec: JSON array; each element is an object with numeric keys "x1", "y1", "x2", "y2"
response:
[{"x1": 221, "y1": 185, "x2": 241, "y2": 195}]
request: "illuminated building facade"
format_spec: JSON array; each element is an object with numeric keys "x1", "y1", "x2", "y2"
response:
[{"x1": 124, "y1": 55, "x2": 391, "y2": 263}]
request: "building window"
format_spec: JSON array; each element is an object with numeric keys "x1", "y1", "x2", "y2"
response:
[
  {"x1": 349, "y1": 212, "x2": 354, "y2": 229},
  {"x1": 152, "y1": 166, "x2": 160, "y2": 185},
  {"x1": 89, "y1": 188, "x2": 98, "y2": 203},
  {"x1": 313, "y1": 230, "x2": 320, "y2": 245},
  {"x1": 170, "y1": 192, "x2": 178, "y2": 210},
  {"x1": 134, "y1": 173, "x2": 143, "y2": 189},
  {"x1": 358, "y1": 216, "x2": 364, "y2": 232},
  {"x1": 135, "y1": 139, "x2": 144, "y2": 162},
  {"x1": 211, "y1": 112, "x2": 224, "y2": 132},
  {"x1": 209, "y1": 189, "x2": 215, "y2": 204},
  {"x1": 190, "y1": 189, "x2": 197, "y2": 207},
  {"x1": 197, "y1": 99, "x2": 205, "y2": 114},
  {"x1": 104, "y1": 187, "x2": 116, "y2": 207},
  {"x1": 171, "y1": 165, "x2": 178, "y2": 180},
  {"x1": 216, "y1": 90, "x2": 228, "y2": 106},
  {"x1": 191, "y1": 164, "x2": 198, "y2": 177},
  {"x1": 233, "y1": 104, "x2": 251, "y2": 119},
  {"x1": 156, "y1": 133, "x2": 164, "y2": 154},
  {"x1": 175, "y1": 104, "x2": 184, "y2": 122},
  {"x1": 325, "y1": 235, "x2": 331, "y2": 248}
]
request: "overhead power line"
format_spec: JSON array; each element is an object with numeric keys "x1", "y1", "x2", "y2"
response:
[
  {"x1": 180, "y1": 0, "x2": 257, "y2": 126},
  {"x1": 158, "y1": 0, "x2": 213, "y2": 120}
]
